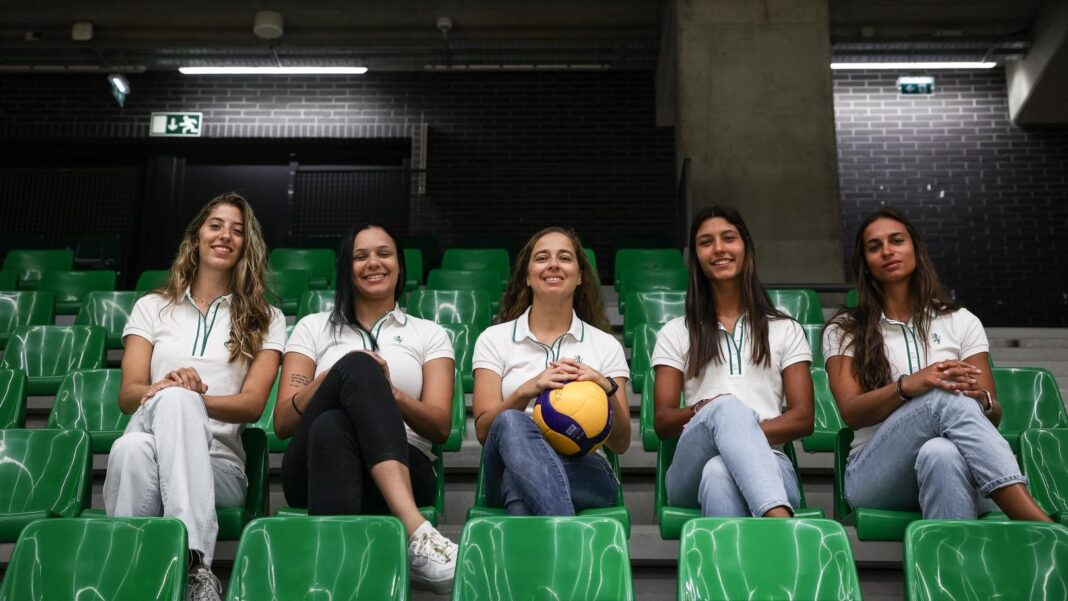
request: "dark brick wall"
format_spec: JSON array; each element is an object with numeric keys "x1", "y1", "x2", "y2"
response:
[{"x1": 833, "y1": 69, "x2": 1068, "y2": 327}]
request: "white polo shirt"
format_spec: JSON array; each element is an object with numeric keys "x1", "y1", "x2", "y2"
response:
[
  {"x1": 472, "y1": 307, "x2": 630, "y2": 405},
  {"x1": 123, "y1": 291, "x2": 287, "y2": 469},
  {"x1": 651, "y1": 314, "x2": 811, "y2": 421},
  {"x1": 822, "y1": 307, "x2": 989, "y2": 453},
  {"x1": 285, "y1": 307, "x2": 454, "y2": 460}
]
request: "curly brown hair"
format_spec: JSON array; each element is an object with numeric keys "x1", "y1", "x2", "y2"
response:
[
  {"x1": 498, "y1": 227, "x2": 611, "y2": 333},
  {"x1": 155, "y1": 192, "x2": 274, "y2": 363}
]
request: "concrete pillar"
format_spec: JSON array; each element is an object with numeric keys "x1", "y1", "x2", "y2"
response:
[
  {"x1": 675, "y1": 0, "x2": 844, "y2": 283},
  {"x1": 1006, "y1": 0, "x2": 1068, "y2": 124}
]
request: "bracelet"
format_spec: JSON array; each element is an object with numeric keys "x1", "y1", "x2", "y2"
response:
[
  {"x1": 896, "y1": 374, "x2": 913, "y2": 401},
  {"x1": 979, "y1": 390, "x2": 994, "y2": 415},
  {"x1": 290, "y1": 394, "x2": 303, "y2": 416}
]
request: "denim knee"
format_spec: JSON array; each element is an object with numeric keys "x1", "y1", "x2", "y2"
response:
[
  {"x1": 490, "y1": 409, "x2": 537, "y2": 436},
  {"x1": 110, "y1": 432, "x2": 155, "y2": 467},
  {"x1": 151, "y1": 387, "x2": 209, "y2": 421},
  {"x1": 920, "y1": 388, "x2": 984, "y2": 417},
  {"x1": 697, "y1": 395, "x2": 757, "y2": 426},
  {"x1": 698, "y1": 456, "x2": 732, "y2": 495},
  {"x1": 915, "y1": 437, "x2": 967, "y2": 477}
]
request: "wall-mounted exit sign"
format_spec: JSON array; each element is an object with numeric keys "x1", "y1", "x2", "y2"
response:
[
  {"x1": 150, "y1": 112, "x2": 203, "y2": 137},
  {"x1": 897, "y1": 76, "x2": 935, "y2": 95}
]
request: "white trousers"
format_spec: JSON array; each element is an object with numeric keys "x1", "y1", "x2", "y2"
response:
[{"x1": 103, "y1": 387, "x2": 246, "y2": 566}]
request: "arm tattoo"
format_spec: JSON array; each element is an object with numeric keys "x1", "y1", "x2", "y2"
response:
[{"x1": 289, "y1": 373, "x2": 311, "y2": 388}]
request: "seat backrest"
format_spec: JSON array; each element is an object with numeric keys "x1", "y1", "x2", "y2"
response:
[
  {"x1": 1019, "y1": 428, "x2": 1068, "y2": 516},
  {"x1": 442, "y1": 248, "x2": 511, "y2": 282},
  {"x1": 833, "y1": 428, "x2": 855, "y2": 520},
  {"x1": 631, "y1": 323, "x2": 664, "y2": 382},
  {"x1": 993, "y1": 367, "x2": 1068, "y2": 434},
  {"x1": 584, "y1": 248, "x2": 599, "y2": 274},
  {"x1": 453, "y1": 516, "x2": 633, "y2": 601},
  {"x1": 0, "y1": 291, "x2": 55, "y2": 342},
  {"x1": 296, "y1": 290, "x2": 336, "y2": 320},
  {"x1": 0, "y1": 429, "x2": 90, "y2": 518},
  {"x1": 678, "y1": 517, "x2": 861, "y2": 601},
  {"x1": 802, "y1": 323, "x2": 824, "y2": 367},
  {"x1": 242, "y1": 428, "x2": 270, "y2": 522},
  {"x1": 0, "y1": 517, "x2": 187, "y2": 601},
  {"x1": 426, "y1": 269, "x2": 503, "y2": 296},
  {"x1": 618, "y1": 267, "x2": 687, "y2": 298},
  {"x1": 767, "y1": 288, "x2": 823, "y2": 325},
  {"x1": 0, "y1": 369, "x2": 27, "y2": 428},
  {"x1": 811, "y1": 367, "x2": 845, "y2": 439},
  {"x1": 3, "y1": 249, "x2": 73, "y2": 289},
  {"x1": 38, "y1": 270, "x2": 117, "y2": 310},
  {"x1": 0, "y1": 325, "x2": 106, "y2": 378},
  {"x1": 406, "y1": 289, "x2": 492, "y2": 332},
  {"x1": 613, "y1": 248, "x2": 684, "y2": 288},
  {"x1": 269, "y1": 248, "x2": 335, "y2": 284},
  {"x1": 227, "y1": 516, "x2": 409, "y2": 601},
  {"x1": 904, "y1": 520, "x2": 1068, "y2": 601},
  {"x1": 442, "y1": 322, "x2": 474, "y2": 378},
  {"x1": 135, "y1": 270, "x2": 170, "y2": 292},
  {"x1": 266, "y1": 269, "x2": 311, "y2": 314},
  {"x1": 47, "y1": 369, "x2": 128, "y2": 451},
  {"x1": 0, "y1": 270, "x2": 16, "y2": 290},
  {"x1": 250, "y1": 369, "x2": 288, "y2": 453},
  {"x1": 623, "y1": 291, "x2": 685, "y2": 346},
  {"x1": 75, "y1": 291, "x2": 139, "y2": 337},
  {"x1": 404, "y1": 247, "x2": 424, "y2": 290}
]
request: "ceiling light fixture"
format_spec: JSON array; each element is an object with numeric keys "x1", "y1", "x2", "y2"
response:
[
  {"x1": 830, "y1": 61, "x2": 996, "y2": 70},
  {"x1": 179, "y1": 66, "x2": 368, "y2": 75}
]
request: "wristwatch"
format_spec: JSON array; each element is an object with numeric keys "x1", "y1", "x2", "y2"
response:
[
  {"x1": 979, "y1": 390, "x2": 994, "y2": 416},
  {"x1": 603, "y1": 377, "x2": 619, "y2": 398}
]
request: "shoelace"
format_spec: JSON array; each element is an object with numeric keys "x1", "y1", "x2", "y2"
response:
[
  {"x1": 412, "y1": 532, "x2": 455, "y2": 564},
  {"x1": 189, "y1": 570, "x2": 222, "y2": 601}
]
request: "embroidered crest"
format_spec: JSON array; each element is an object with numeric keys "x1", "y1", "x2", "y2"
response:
[
  {"x1": 393, "y1": 336, "x2": 403, "y2": 343},
  {"x1": 931, "y1": 333, "x2": 941, "y2": 344},
  {"x1": 574, "y1": 355, "x2": 582, "y2": 363}
]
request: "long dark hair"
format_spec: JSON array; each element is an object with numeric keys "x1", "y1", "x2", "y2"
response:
[
  {"x1": 684, "y1": 206, "x2": 788, "y2": 379},
  {"x1": 330, "y1": 222, "x2": 407, "y2": 351},
  {"x1": 824, "y1": 207, "x2": 959, "y2": 391},
  {"x1": 498, "y1": 227, "x2": 611, "y2": 333}
]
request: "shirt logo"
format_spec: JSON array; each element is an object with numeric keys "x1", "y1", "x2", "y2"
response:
[
  {"x1": 931, "y1": 333, "x2": 941, "y2": 344},
  {"x1": 393, "y1": 336, "x2": 403, "y2": 343},
  {"x1": 574, "y1": 355, "x2": 582, "y2": 363}
]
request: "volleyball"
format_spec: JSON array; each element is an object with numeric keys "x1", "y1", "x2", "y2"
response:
[{"x1": 532, "y1": 380, "x2": 614, "y2": 457}]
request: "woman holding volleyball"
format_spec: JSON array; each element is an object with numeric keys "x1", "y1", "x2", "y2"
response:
[
  {"x1": 273, "y1": 222, "x2": 459, "y2": 593},
  {"x1": 472, "y1": 227, "x2": 630, "y2": 515},
  {"x1": 105, "y1": 193, "x2": 286, "y2": 601},
  {"x1": 822, "y1": 207, "x2": 1050, "y2": 521},
  {"x1": 653, "y1": 205, "x2": 814, "y2": 517}
]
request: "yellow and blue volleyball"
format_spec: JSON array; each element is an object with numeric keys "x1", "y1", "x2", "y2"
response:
[{"x1": 532, "y1": 380, "x2": 614, "y2": 457}]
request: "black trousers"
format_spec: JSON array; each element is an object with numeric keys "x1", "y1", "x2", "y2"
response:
[{"x1": 281, "y1": 351, "x2": 437, "y2": 515}]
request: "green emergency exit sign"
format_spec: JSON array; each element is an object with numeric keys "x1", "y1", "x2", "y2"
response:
[
  {"x1": 896, "y1": 76, "x2": 934, "y2": 95},
  {"x1": 150, "y1": 112, "x2": 203, "y2": 137}
]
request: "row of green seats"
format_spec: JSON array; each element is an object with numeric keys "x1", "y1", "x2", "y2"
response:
[{"x1": 11, "y1": 514, "x2": 1063, "y2": 600}]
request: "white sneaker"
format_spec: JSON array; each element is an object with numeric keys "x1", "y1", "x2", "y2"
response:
[
  {"x1": 408, "y1": 521, "x2": 458, "y2": 594},
  {"x1": 186, "y1": 566, "x2": 222, "y2": 601}
]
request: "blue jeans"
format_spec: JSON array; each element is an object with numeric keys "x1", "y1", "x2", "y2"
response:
[
  {"x1": 666, "y1": 396, "x2": 799, "y2": 517},
  {"x1": 845, "y1": 388, "x2": 1025, "y2": 519},
  {"x1": 482, "y1": 409, "x2": 618, "y2": 515}
]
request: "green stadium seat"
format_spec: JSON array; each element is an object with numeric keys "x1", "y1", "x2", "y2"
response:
[
  {"x1": 276, "y1": 447, "x2": 445, "y2": 526},
  {"x1": 135, "y1": 270, "x2": 169, "y2": 292},
  {"x1": 0, "y1": 325, "x2": 106, "y2": 395},
  {"x1": 75, "y1": 291, "x2": 139, "y2": 349},
  {"x1": 270, "y1": 248, "x2": 335, "y2": 290},
  {"x1": 1019, "y1": 428, "x2": 1068, "y2": 522},
  {"x1": 453, "y1": 516, "x2": 634, "y2": 601},
  {"x1": 768, "y1": 288, "x2": 823, "y2": 325},
  {"x1": 845, "y1": 288, "x2": 859, "y2": 308},
  {"x1": 0, "y1": 428, "x2": 91, "y2": 542},
  {"x1": 584, "y1": 248, "x2": 598, "y2": 274},
  {"x1": 467, "y1": 449, "x2": 631, "y2": 537},
  {"x1": 226, "y1": 516, "x2": 409, "y2": 601},
  {"x1": 0, "y1": 291, "x2": 55, "y2": 350},
  {"x1": 613, "y1": 248, "x2": 684, "y2": 291},
  {"x1": 2, "y1": 249, "x2": 73, "y2": 290},
  {"x1": 406, "y1": 289, "x2": 493, "y2": 333},
  {"x1": 678, "y1": 517, "x2": 862, "y2": 601},
  {"x1": 802, "y1": 323, "x2": 824, "y2": 367},
  {"x1": 426, "y1": 269, "x2": 502, "y2": 311},
  {"x1": 993, "y1": 367, "x2": 1068, "y2": 454},
  {"x1": 296, "y1": 290, "x2": 335, "y2": 320},
  {"x1": 47, "y1": 369, "x2": 128, "y2": 453},
  {"x1": 656, "y1": 437, "x2": 823, "y2": 539},
  {"x1": 266, "y1": 269, "x2": 311, "y2": 316},
  {"x1": 217, "y1": 428, "x2": 269, "y2": 539},
  {"x1": 443, "y1": 248, "x2": 511, "y2": 286},
  {"x1": 0, "y1": 270, "x2": 15, "y2": 290},
  {"x1": 38, "y1": 270, "x2": 117, "y2": 315},
  {"x1": 0, "y1": 369, "x2": 27, "y2": 428},
  {"x1": 404, "y1": 247, "x2": 424, "y2": 291},
  {"x1": 442, "y1": 323, "x2": 475, "y2": 393},
  {"x1": 638, "y1": 369, "x2": 687, "y2": 452},
  {"x1": 617, "y1": 267, "x2": 687, "y2": 314},
  {"x1": 623, "y1": 291, "x2": 685, "y2": 347},
  {"x1": 801, "y1": 367, "x2": 846, "y2": 453},
  {"x1": 630, "y1": 323, "x2": 662, "y2": 393},
  {"x1": 0, "y1": 517, "x2": 187, "y2": 601},
  {"x1": 251, "y1": 370, "x2": 288, "y2": 453},
  {"x1": 904, "y1": 520, "x2": 1068, "y2": 601},
  {"x1": 443, "y1": 369, "x2": 466, "y2": 452},
  {"x1": 71, "y1": 234, "x2": 122, "y2": 271}
]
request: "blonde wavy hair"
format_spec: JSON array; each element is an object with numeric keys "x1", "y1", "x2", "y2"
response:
[{"x1": 155, "y1": 192, "x2": 273, "y2": 363}]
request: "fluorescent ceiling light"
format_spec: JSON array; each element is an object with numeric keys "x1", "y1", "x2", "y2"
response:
[
  {"x1": 179, "y1": 66, "x2": 367, "y2": 75},
  {"x1": 107, "y1": 73, "x2": 130, "y2": 93},
  {"x1": 831, "y1": 61, "x2": 996, "y2": 70}
]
